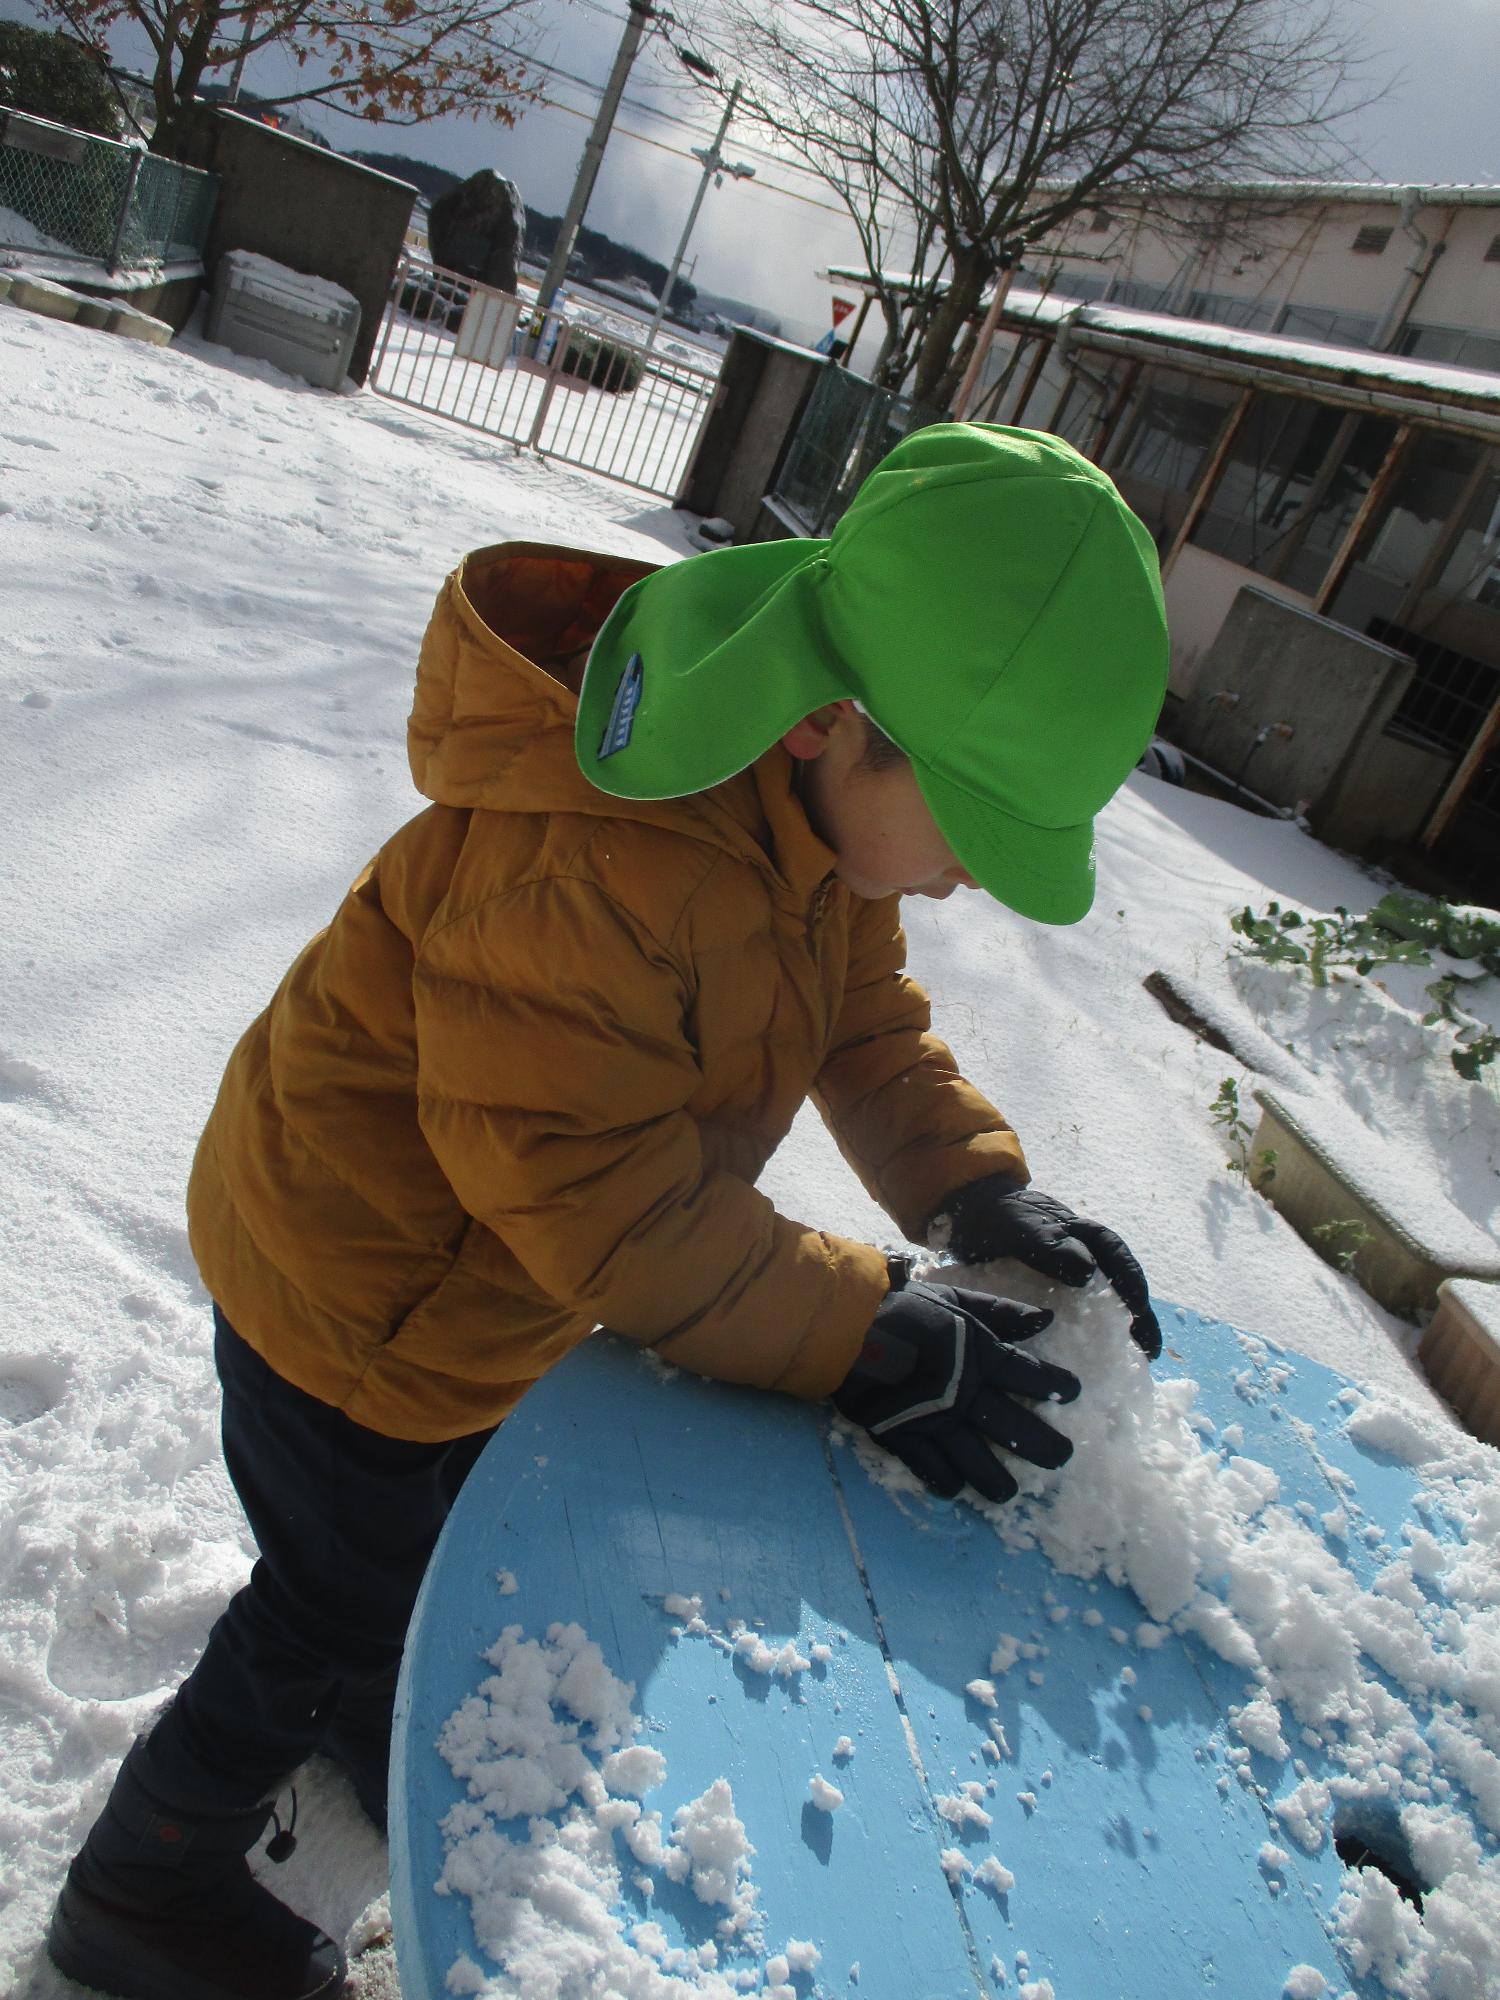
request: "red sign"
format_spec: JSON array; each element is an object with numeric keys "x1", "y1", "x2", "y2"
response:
[{"x1": 830, "y1": 295, "x2": 856, "y2": 328}]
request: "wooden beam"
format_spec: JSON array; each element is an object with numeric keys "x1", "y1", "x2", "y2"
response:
[
  {"x1": 1422, "y1": 685, "x2": 1500, "y2": 850},
  {"x1": 1313, "y1": 423, "x2": 1412, "y2": 615},
  {"x1": 1161, "y1": 386, "x2": 1253, "y2": 579}
]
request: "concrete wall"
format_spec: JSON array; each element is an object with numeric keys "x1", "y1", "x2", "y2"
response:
[
  {"x1": 677, "y1": 328, "x2": 827, "y2": 540},
  {"x1": 1314, "y1": 724, "x2": 1453, "y2": 853},
  {"x1": 1172, "y1": 585, "x2": 1416, "y2": 814},
  {"x1": 1162, "y1": 545, "x2": 1310, "y2": 700},
  {"x1": 176, "y1": 109, "x2": 415, "y2": 384},
  {"x1": 70, "y1": 270, "x2": 202, "y2": 332}
]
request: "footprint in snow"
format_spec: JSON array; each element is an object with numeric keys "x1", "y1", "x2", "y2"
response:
[
  {"x1": 204, "y1": 714, "x2": 340, "y2": 759},
  {"x1": 0, "y1": 1353, "x2": 67, "y2": 1426},
  {"x1": 0, "y1": 1052, "x2": 68, "y2": 1119},
  {"x1": 0, "y1": 431, "x2": 61, "y2": 451}
]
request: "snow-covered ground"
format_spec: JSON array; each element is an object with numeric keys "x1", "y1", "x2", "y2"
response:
[{"x1": 1, "y1": 300, "x2": 1496, "y2": 1996}]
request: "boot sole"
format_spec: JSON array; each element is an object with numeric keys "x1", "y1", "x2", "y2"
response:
[{"x1": 47, "y1": 1883, "x2": 347, "y2": 2000}]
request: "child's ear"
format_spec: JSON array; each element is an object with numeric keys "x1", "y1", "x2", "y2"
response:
[{"x1": 782, "y1": 700, "x2": 855, "y2": 759}]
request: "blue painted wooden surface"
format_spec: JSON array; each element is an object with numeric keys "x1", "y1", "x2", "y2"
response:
[{"x1": 392, "y1": 1303, "x2": 1448, "y2": 1999}]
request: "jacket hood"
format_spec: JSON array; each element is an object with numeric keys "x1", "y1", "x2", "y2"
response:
[{"x1": 407, "y1": 542, "x2": 837, "y2": 900}]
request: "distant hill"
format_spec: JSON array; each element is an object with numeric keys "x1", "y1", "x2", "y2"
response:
[{"x1": 347, "y1": 149, "x2": 462, "y2": 203}]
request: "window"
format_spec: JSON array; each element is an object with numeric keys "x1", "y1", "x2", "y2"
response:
[
  {"x1": 1326, "y1": 434, "x2": 1490, "y2": 637},
  {"x1": 1352, "y1": 225, "x2": 1393, "y2": 254},
  {"x1": 1183, "y1": 290, "x2": 1278, "y2": 332},
  {"x1": 1431, "y1": 464, "x2": 1500, "y2": 611},
  {"x1": 1484, "y1": 232, "x2": 1500, "y2": 265},
  {"x1": 1089, "y1": 209, "x2": 1113, "y2": 232},
  {"x1": 1190, "y1": 392, "x2": 1397, "y2": 593},
  {"x1": 1046, "y1": 269, "x2": 1110, "y2": 303},
  {"x1": 1374, "y1": 619, "x2": 1500, "y2": 756},
  {"x1": 1276, "y1": 303, "x2": 1379, "y2": 349},
  {"x1": 1398, "y1": 322, "x2": 1500, "y2": 374},
  {"x1": 1113, "y1": 368, "x2": 1237, "y2": 495},
  {"x1": 1109, "y1": 278, "x2": 1174, "y2": 313}
]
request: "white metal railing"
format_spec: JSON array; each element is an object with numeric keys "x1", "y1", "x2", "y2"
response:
[{"x1": 371, "y1": 255, "x2": 721, "y2": 500}]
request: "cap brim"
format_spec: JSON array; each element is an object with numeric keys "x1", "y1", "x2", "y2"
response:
[{"x1": 914, "y1": 760, "x2": 1097, "y2": 925}]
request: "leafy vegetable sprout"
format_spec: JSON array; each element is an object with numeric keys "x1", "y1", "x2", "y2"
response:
[
  {"x1": 1210, "y1": 1077, "x2": 1276, "y2": 1183},
  {"x1": 1227, "y1": 901, "x2": 1429, "y2": 989},
  {"x1": 1229, "y1": 893, "x2": 1500, "y2": 1079},
  {"x1": 1310, "y1": 1218, "x2": 1376, "y2": 1274}
]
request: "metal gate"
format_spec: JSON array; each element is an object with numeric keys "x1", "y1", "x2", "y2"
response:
[{"x1": 370, "y1": 255, "x2": 721, "y2": 500}]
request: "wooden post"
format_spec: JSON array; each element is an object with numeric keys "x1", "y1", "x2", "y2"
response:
[
  {"x1": 951, "y1": 263, "x2": 1019, "y2": 420},
  {"x1": 1090, "y1": 360, "x2": 1142, "y2": 464},
  {"x1": 1161, "y1": 387, "x2": 1252, "y2": 579},
  {"x1": 1009, "y1": 337, "x2": 1053, "y2": 427},
  {"x1": 1421, "y1": 686, "x2": 1500, "y2": 850},
  {"x1": 1313, "y1": 423, "x2": 1412, "y2": 615},
  {"x1": 841, "y1": 291, "x2": 874, "y2": 369}
]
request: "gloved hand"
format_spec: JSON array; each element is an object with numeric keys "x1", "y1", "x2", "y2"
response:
[
  {"x1": 832, "y1": 1275, "x2": 1080, "y2": 1504},
  {"x1": 934, "y1": 1177, "x2": 1162, "y2": 1360}
]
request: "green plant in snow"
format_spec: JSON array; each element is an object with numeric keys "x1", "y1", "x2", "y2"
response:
[
  {"x1": 1229, "y1": 901, "x2": 1432, "y2": 988},
  {"x1": 1368, "y1": 893, "x2": 1500, "y2": 974},
  {"x1": 1310, "y1": 1218, "x2": 1375, "y2": 1273},
  {"x1": 1230, "y1": 894, "x2": 1500, "y2": 1078},
  {"x1": 1422, "y1": 977, "x2": 1500, "y2": 1081},
  {"x1": 1210, "y1": 1077, "x2": 1276, "y2": 1183}
]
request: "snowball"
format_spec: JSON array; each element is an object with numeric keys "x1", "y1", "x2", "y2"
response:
[
  {"x1": 808, "y1": 1774, "x2": 844, "y2": 1813},
  {"x1": 936, "y1": 1784, "x2": 993, "y2": 1830}
]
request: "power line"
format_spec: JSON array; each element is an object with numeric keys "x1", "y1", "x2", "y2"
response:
[
  {"x1": 534, "y1": 88, "x2": 857, "y2": 218},
  {"x1": 525, "y1": 49, "x2": 871, "y2": 207}
]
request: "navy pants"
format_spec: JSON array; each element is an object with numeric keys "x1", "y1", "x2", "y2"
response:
[{"x1": 156, "y1": 1307, "x2": 495, "y2": 1804}]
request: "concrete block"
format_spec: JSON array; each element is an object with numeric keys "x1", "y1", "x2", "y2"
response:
[
  {"x1": 1249, "y1": 1085, "x2": 1500, "y2": 1317},
  {"x1": 1174, "y1": 586, "x2": 1414, "y2": 817},
  {"x1": 1419, "y1": 1281, "x2": 1500, "y2": 1448},
  {"x1": 110, "y1": 306, "x2": 174, "y2": 346},
  {"x1": 8, "y1": 273, "x2": 81, "y2": 321},
  {"x1": 72, "y1": 299, "x2": 114, "y2": 330},
  {"x1": 0, "y1": 272, "x2": 13, "y2": 304}
]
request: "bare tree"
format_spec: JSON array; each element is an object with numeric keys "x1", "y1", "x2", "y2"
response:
[
  {"x1": 715, "y1": 0, "x2": 1366, "y2": 408},
  {"x1": 39, "y1": 0, "x2": 538, "y2": 157}
]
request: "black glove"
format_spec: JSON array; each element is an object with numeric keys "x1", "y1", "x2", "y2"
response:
[
  {"x1": 935, "y1": 1177, "x2": 1162, "y2": 1360},
  {"x1": 832, "y1": 1275, "x2": 1080, "y2": 1504}
]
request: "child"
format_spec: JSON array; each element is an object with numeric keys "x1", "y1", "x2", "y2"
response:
[{"x1": 48, "y1": 422, "x2": 1168, "y2": 2000}]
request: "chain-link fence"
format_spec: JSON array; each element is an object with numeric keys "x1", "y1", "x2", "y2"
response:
[
  {"x1": 772, "y1": 365, "x2": 946, "y2": 537},
  {"x1": 0, "y1": 109, "x2": 216, "y2": 270}
]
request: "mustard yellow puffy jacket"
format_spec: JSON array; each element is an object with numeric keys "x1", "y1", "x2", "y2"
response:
[{"x1": 186, "y1": 542, "x2": 1027, "y2": 1441}]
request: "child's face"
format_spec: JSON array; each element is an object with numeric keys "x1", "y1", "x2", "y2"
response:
[{"x1": 786, "y1": 703, "x2": 981, "y2": 902}]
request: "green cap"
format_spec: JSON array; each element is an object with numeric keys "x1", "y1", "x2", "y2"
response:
[{"x1": 576, "y1": 423, "x2": 1168, "y2": 923}]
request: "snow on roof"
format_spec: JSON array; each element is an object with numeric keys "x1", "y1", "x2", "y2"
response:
[
  {"x1": 1034, "y1": 177, "x2": 1500, "y2": 209},
  {"x1": 1000, "y1": 289, "x2": 1500, "y2": 420}
]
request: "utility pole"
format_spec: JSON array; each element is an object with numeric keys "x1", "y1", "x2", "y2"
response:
[
  {"x1": 225, "y1": 9, "x2": 258, "y2": 105},
  {"x1": 645, "y1": 80, "x2": 753, "y2": 349},
  {"x1": 533, "y1": 0, "x2": 654, "y2": 318}
]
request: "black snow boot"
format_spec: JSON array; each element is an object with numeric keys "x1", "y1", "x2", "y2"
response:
[{"x1": 46, "y1": 1734, "x2": 346, "y2": 2000}]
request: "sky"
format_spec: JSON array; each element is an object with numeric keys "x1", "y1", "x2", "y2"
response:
[{"x1": 4, "y1": 0, "x2": 1500, "y2": 347}]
